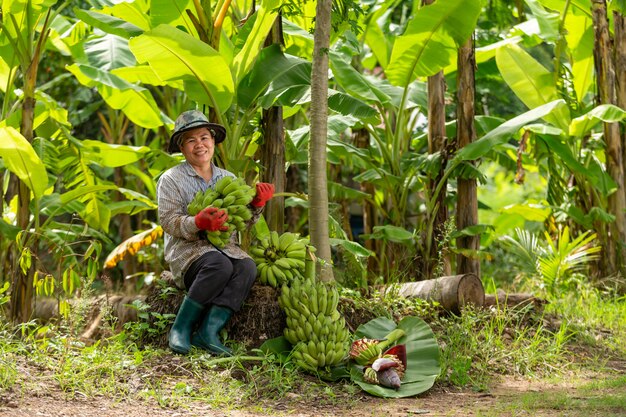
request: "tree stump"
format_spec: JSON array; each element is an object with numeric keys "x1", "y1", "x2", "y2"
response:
[{"x1": 387, "y1": 274, "x2": 485, "y2": 314}]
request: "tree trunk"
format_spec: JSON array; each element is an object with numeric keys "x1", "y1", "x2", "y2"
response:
[
  {"x1": 614, "y1": 10, "x2": 626, "y2": 205},
  {"x1": 352, "y1": 128, "x2": 379, "y2": 278},
  {"x1": 592, "y1": 0, "x2": 626, "y2": 277},
  {"x1": 426, "y1": 72, "x2": 450, "y2": 278},
  {"x1": 261, "y1": 106, "x2": 286, "y2": 233},
  {"x1": 483, "y1": 290, "x2": 546, "y2": 310},
  {"x1": 285, "y1": 165, "x2": 305, "y2": 232},
  {"x1": 423, "y1": 0, "x2": 450, "y2": 280},
  {"x1": 455, "y1": 36, "x2": 480, "y2": 278},
  {"x1": 308, "y1": 0, "x2": 333, "y2": 282},
  {"x1": 10, "y1": 75, "x2": 37, "y2": 323},
  {"x1": 260, "y1": 16, "x2": 286, "y2": 233},
  {"x1": 389, "y1": 274, "x2": 485, "y2": 314}
]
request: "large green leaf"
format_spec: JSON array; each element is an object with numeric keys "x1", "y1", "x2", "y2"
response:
[
  {"x1": 496, "y1": 44, "x2": 570, "y2": 130},
  {"x1": 80, "y1": 140, "x2": 151, "y2": 168},
  {"x1": 0, "y1": 218, "x2": 20, "y2": 240},
  {"x1": 329, "y1": 238, "x2": 373, "y2": 257},
  {"x1": 538, "y1": 135, "x2": 616, "y2": 196},
  {"x1": 84, "y1": 34, "x2": 136, "y2": 70},
  {"x1": 328, "y1": 90, "x2": 380, "y2": 124},
  {"x1": 99, "y1": 0, "x2": 151, "y2": 31},
  {"x1": 564, "y1": 12, "x2": 593, "y2": 102},
  {"x1": 238, "y1": 45, "x2": 309, "y2": 109},
  {"x1": 538, "y1": 0, "x2": 592, "y2": 18},
  {"x1": 149, "y1": 0, "x2": 196, "y2": 35},
  {"x1": 361, "y1": 0, "x2": 397, "y2": 69},
  {"x1": 231, "y1": 0, "x2": 281, "y2": 86},
  {"x1": 0, "y1": 126, "x2": 48, "y2": 199},
  {"x1": 456, "y1": 100, "x2": 567, "y2": 161},
  {"x1": 361, "y1": 225, "x2": 415, "y2": 245},
  {"x1": 386, "y1": 0, "x2": 480, "y2": 85},
  {"x1": 281, "y1": 15, "x2": 314, "y2": 59},
  {"x1": 84, "y1": 197, "x2": 112, "y2": 233},
  {"x1": 569, "y1": 104, "x2": 626, "y2": 137},
  {"x1": 129, "y1": 25, "x2": 234, "y2": 114},
  {"x1": 257, "y1": 56, "x2": 312, "y2": 108},
  {"x1": 350, "y1": 316, "x2": 440, "y2": 398},
  {"x1": 329, "y1": 51, "x2": 391, "y2": 105},
  {"x1": 525, "y1": 0, "x2": 560, "y2": 42},
  {"x1": 40, "y1": 193, "x2": 84, "y2": 217},
  {"x1": 59, "y1": 185, "x2": 118, "y2": 205},
  {"x1": 73, "y1": 9, "x2": 144, "y2": 39},
  {"x1": 67, "y1": 64, "x2": 164, "y2": 128},
  {"x1": 112, "y1": 65, "x2": 181, "y2": 88},
  {"x1": 501, "y1": 203, "x2": 551, "y2": 222}
]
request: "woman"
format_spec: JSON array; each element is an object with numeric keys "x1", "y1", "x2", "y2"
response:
[{"x1": 156, "y1": 110, "x2": 274, "y2": 355}]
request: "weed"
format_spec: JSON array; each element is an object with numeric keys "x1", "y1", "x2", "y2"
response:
[
  {"x1": 122, "y1": 299, "x2": 175, "y2": 344},
  {"x1": 435, "y1": 304, "x2": 574, "y2": 390}
]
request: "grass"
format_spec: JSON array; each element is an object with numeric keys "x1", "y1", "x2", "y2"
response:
[
  {"x1": 0, "y1": 316, "x2": 360, "y2": 413},
  {"x1": 434, "y1": 303, "x2": 574, "y2": 391},
  {"x1": 475, "y1": 375, "x2": 626, "y2": 417},
  {"x1": 0, "y1": 284, "x2": 624, "y2": 414}
]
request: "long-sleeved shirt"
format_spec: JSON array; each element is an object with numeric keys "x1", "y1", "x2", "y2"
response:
[{"x1": 156, "y1": 161, "x2": 262, "y2": 288}]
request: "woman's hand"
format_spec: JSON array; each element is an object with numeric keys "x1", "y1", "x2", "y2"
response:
[
  {"x1": 195, "y1": 207, "x2": 229, "y2": 231},
  {"x1": 251, "y1": 183, "x2": 275, "y2": 208}
]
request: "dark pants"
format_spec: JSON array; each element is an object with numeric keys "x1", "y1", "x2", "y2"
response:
[{"x1": 184, "y1": 251, "x2": 257, "y2": 312}]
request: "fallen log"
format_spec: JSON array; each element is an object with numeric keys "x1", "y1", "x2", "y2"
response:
[
  {"x1": 483, "y1": 289, "x2": 546, "y2": 311},
  {"x1": 386, "y1": 274, "x2": 485, "y2": 314}
]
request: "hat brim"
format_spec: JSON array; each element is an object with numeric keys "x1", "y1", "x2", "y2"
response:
[{"x1": 167, "y1": 122, "x2": 226, "y2": 153}]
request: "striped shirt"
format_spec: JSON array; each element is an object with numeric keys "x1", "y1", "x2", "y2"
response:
[{"x1": 156, "y1": 161, "x2": 262, "y2": 288}]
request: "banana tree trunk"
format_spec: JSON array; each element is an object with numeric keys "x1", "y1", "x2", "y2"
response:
[
  {"x1": 261, "y1": 16, "x2": 286, "y2": 233},
  {"x1": 426, "y1": 72, "x2": 450, "y2": 279},
  {"x1": 10, "y1": 72, "x2": 37, "y2": 323},
  {"x1": 308, "y1": 0, "x2": 333, "y2": 282},
  {"x1": 592, "y1": 0, "x2": 626, "y2": 277},
  {"x1": 455, "y1": 36, "x2": 480, "y2": 278},
  {"x1": 614, "y1": 10, "x2": 626, "y2": 192},
  {"x1": 261, "y1": 105, "x2": 286, "y2": 232},
  {"x1": 353, "y1": 128, "x2": 379, "y2": 278},
  {"x1": 424, "y1": 0, "x2": 450, "y2": 279}
]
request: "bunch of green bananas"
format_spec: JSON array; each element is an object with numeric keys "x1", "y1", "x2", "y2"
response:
[
  {"x1": 249, "y1": 231, "x2": 307, "y2": 287},
  {"x1": 187, "y1": 176, "x2": 255, "y2": 248},
  {"x1": 278, "y1": 277, "x2": 350, "y2": 372}
]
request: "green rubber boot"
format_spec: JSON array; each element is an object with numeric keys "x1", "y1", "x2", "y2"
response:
[
  {"x1": 192, "y1": 305, "x2": 233, "y2": 356},
  {"x1": 168, "y1": 296, "x2": 205, "y2": 354}
]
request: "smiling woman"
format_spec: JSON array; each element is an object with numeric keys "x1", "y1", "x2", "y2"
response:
[{"x1": 156, "y1": 109, "x2": 275, "y2": 357}]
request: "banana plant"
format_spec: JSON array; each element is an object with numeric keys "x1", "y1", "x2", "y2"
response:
[
  {"x1": 455, "y1": 0, "x2": 626, "y2": 279},
  {"x1": 0, "y1": 0, "x2": 73, "y2": 321},
  {"x1": 291, "y1": 0, "x2": 482, "y2": 280},
  {"x1": 65, "y1": 0, "x2": 289, "y2": 177}
]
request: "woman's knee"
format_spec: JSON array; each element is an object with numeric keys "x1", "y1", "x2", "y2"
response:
[
  {"x1": 244, "y1": 257, "x2": 257, "y2": 275},
  {"x1": 209, "y1": 253, "x2": 234, "y2": 276}
]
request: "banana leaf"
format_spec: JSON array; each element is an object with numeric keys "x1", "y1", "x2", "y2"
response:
[{"x1": 350, "y1": 316, "x2": 440, "y2": 398}]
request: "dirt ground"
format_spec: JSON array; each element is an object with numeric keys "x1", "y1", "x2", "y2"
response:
[{"x1": 2, "y1": 367, "x2": 625, "y2": 417}]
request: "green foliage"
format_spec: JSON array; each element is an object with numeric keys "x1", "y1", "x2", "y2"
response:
[
  {"x1": 122, "y1": 299, "x2": 175, "y2": 344},
  {"x1": 548, "y1": 285, "x2": 626, "y2": 358},
  {"x1": 499, "y1": 227, "x2": 601, "y2": 298},
  {"x1": 435, "y1": 304, "x2": 574, "y2": 390}
]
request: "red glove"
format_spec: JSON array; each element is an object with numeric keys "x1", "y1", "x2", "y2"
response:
[
  {"x1": 251, "y1": 183, "x2": 275, "y2": 208},
  {"x1": 195, "y1": 207, "x2": 229, "y2": 231}
]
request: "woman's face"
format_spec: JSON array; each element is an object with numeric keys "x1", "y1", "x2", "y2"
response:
[{"x1": 179, "y1": 127, "x2": 215, "y2": 168}]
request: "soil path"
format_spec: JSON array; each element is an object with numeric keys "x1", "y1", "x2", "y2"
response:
[{"x1": 3, "y1": 370, "x2": 624, "y2": 417}]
